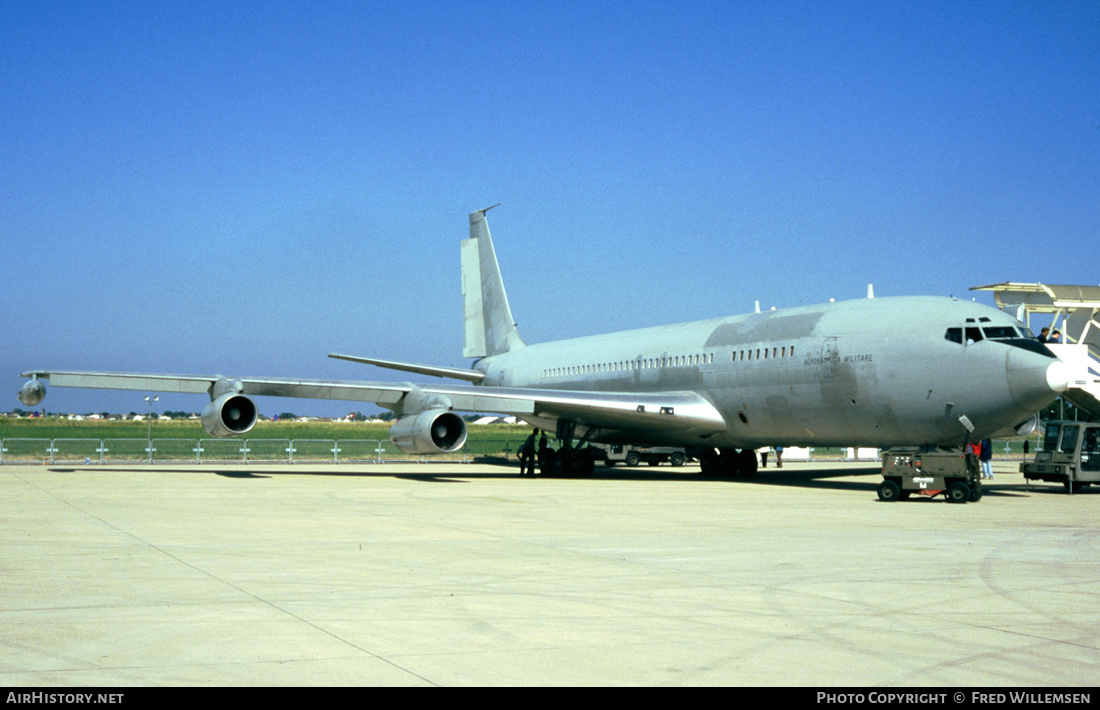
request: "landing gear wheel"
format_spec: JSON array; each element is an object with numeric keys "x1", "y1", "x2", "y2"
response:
[
  {"x1": 554, "y1": 449, "x2": 572, "y2": 475},
  {"x1": 947, "y1": 482, "x2": 971, "y2": 504},
  {"x1": 877, "y1": 480, "x2": 901, "y2": 502},
  {"x1": 698, "y1": 450, "x2": 720, "y2": 476},
  {"x1": 718, "y1": 449, "x2": 739, "y2": 477},
  {"x1": 579, "y1": 450, "x2": 596, "y2": 477},
  {"x1": 737, "y1": 448, "x2": 758, "y2": 477}
]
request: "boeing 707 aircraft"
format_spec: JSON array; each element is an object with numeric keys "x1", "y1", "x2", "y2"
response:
[{"x1": 20, "y1": 207, "x2": 1070, "y2": 476}]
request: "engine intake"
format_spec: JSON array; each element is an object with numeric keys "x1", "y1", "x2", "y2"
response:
[
  {"x1": 388, "y1": 409, "x2": 468, "y2": 454},
  {"x1": 18, "y1": 379, "x2": 46, "y2": 407},
  {"x1": 1014, "y1": 414, "x2": 1039, "y2": 437},
  {"x1": 201, "y1": 393, "x2": 258, "y2": 438}
]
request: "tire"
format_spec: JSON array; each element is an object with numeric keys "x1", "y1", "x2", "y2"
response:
[
  {"x1": 737, "y1": 448, "x2": 758, "y2": 477},
  {"x1": 576, "y1": 450, "x2": 596, "y2": 478},
  {"x1": 670, "y1": 452, "x2": 685, "y2": 466},
  {"x1": 877, "y1": 480, "x2": 901, "y2": 502},
  {"x1": 698, "y1": 450, "x2": 720, "y2": 476},
  {"x1": 947, "y1": 482, "x2": 970, "y2": 504},
  {"x1": 625, "y1": 452, "x2": 640, "y2": 467}
]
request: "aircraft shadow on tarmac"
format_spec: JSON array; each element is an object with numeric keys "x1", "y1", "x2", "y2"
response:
[
  {"x1": 46, "y1": 463, "x2": 883, "y2": 490},
  {"x1": 48, "y1": 466, "x2": 482, "y2": 483},
  {"x1": 45, "y1": 464, "x2": 1077, "y2": 497}
]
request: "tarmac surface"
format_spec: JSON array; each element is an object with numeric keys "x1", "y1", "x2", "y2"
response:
[{"x1": 2, "y1": 459, "x2": 1098, "y2": 686}]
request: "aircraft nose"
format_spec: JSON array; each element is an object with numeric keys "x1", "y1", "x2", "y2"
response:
[
  {"x1": 1046, "y1": 358, "x2": 1070, "y2": 394},
  {"x1": 1007, "y1": 348, "x2": 1068, "y2": 409}
]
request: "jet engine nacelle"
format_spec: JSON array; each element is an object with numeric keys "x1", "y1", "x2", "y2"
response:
[
  {"x1": 989, "y1": 413, "x2": 1041, "y2": 440},
  {"x1": 18, "y1": 379, "x2": 46, "y2": 407},
  {"x1": 1013, "y1": 414, "x2": 1039, "y2": 437},
  {"x1": 388, "y1": 408, "x2": 468, "y2": 454},
  {"x1": 201, "y1": 393, "x2": 259, "y2": 438}
]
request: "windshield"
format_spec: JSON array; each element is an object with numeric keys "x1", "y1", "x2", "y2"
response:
[
  {"x1": 983, "y1": 326, "x2": 1020, "y2": 339},
  {"x1": 1083, "y1": 428, "x2": 1100, "y2": 472},
  {"x1": 1043, "y1": 424, "x2": 1061, "y2": 452},
  {"x1": 944, "y1": 323, "x2": 1056, "y2": 357},
  {"x1": 1060, "y1": 425, "x2": 1080, "y2": 454}
]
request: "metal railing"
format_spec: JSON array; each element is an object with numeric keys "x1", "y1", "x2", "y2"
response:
[
  {"x1": 2, "y1": 437, "x2": 1031, "y2": 466},
  {"x1": 0, "y1": 437, "x2": 520, "y2": 465}
]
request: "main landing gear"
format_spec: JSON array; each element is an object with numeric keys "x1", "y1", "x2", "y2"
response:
[
  {"x1": 697, "y1": 448, "x2": 758, "y2": 478},
  {"x1": 540, "y1": 419, "x2": 596, "y2": 478}
]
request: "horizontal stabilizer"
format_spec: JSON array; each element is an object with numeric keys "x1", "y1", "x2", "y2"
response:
[{"x1": 328, "y1": 353, "x2": 485, "y2": 383}]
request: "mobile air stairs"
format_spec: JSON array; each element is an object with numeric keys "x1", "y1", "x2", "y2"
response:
[{"x1": 971, "y1": 282, "x2": 1100, "y2": 420}]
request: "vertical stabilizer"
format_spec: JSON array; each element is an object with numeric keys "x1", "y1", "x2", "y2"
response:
[{"x1": 462, "y1": 206, "x2": 525, "y2": 359}]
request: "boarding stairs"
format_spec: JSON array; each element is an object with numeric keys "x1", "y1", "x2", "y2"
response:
[
  {"x1": 971, "y1": 282, "x2": 1100, "y2": 420},
  {"x1": 1049, "y1": 343, "x2": 1100, "y2": 419}
]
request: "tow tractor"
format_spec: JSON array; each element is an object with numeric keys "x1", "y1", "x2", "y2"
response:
[
  {"x1": 1021, "y1": 421, "x2": 1100, "y2": 494},
  {"x1": 879, "y1": 450, "x2": 982, "y2": 503},
  {"x1": 588, "y1": 443, "x2": 689, "y2": 467}
]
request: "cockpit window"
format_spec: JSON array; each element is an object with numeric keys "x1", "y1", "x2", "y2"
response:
[
  {"x1": 983, "y1": 326, "x2": 1018, "y2": 339},
  {"x1": 945, "y1": 324, "x2": 1055, "y2": 357},
  {"x1": 943, "y1": 327, "x2": 986, "y2": 343}
]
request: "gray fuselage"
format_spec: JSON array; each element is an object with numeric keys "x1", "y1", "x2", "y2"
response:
[{"x1": 475, "y1": 296, "x2": 1063, "y2": 449}]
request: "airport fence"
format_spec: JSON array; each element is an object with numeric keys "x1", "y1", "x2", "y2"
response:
[
  {"x1": 0, "y1": 437, "x2": 525, "y2": 465},
  {"x1": 0, "y1": 438, "x2": 1031, "y2": 466}
]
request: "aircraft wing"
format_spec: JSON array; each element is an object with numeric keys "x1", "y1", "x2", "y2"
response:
[
  {"x1": 20, "y1": 370, "x2": 414, "y2": 408},
  {"x1": 19, "y1": 369, "x2": 727, "y2": 438},
  {"x1": 418, "y1": 383, "x2": 728, "y2": 438}
]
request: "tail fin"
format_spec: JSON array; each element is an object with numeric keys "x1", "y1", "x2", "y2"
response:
[{"x1": 462, "y1": 206, "x2": 525, "y2": 359}]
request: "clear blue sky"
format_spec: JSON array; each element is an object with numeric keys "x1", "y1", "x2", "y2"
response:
[{"x1": 3, "y1": 1, "x2": 1098, "y2": 417}]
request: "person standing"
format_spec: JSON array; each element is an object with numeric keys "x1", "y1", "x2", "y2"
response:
[
  {"x1": 980, "y1": 438, "x2": 993, "y2": 479},
  {"x1": 537, "y1": 432, "x2": 550, "y2": 475},
  {"x1": 519, "y1": 428, "x2": 538, "y2": 476}
]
